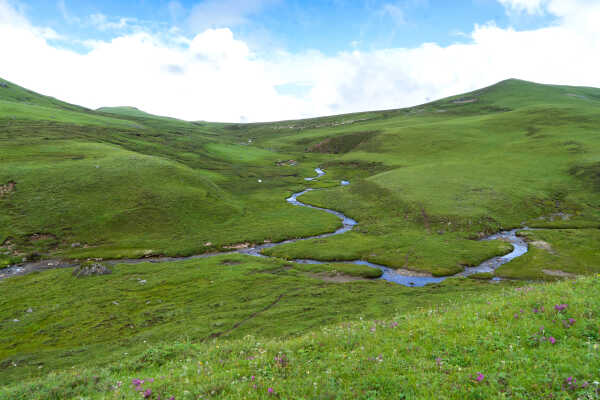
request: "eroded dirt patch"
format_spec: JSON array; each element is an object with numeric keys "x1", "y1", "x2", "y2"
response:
[
  {"x1": 305, "y1": 131, "x2": 379, "y2": 154},
  {"x1": 452, "y1": 98, "x2": 477, "y2": 104},
  {"x1": 28, "y1": 233, "x2": 57, "y2": 242},
  {"x1": 0, "y1": 181, "x2": 16, "y2": 197},
  {"x1": 223, "y1": 242, "x2": 251, "y2": 250},
  {"x1": 531, "y1": 240, "x2": 555, "y2": 254},
  {"x1": 395, "y1": 268, "x2": 433, "y2": 277},
  {"x1": 542, "y1": 269, "x2": 577, "y2": 278},
  {"x1": 537, "y1": 212, "x2": 572, "y2": 222},
  {"x1": 0, "y1": 238, "x2": 23, "y2": 256},
  {"x1": 220, "y1": 259, "x2": 242, "y2": 266}
]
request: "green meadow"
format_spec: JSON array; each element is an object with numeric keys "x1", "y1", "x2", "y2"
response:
[{"x1": 1, "y1": 76, "x2": 600, "y2": 398}]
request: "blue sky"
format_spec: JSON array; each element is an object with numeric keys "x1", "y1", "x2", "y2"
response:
[
  {"x1": 24, "y1": 0, "x2": 556, "y2": 54},
  {"x1": 1, "y1": 0, "x2": 599, "y2": 122}
]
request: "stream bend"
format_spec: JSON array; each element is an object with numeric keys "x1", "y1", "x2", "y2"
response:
[{"x1": 0, "y1": 168, "x2": 529, "y2": 286}]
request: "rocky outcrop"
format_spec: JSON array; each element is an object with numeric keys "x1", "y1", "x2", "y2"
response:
[{"x1": 72, "y1": 262, "x2": 112, "y2": 278}]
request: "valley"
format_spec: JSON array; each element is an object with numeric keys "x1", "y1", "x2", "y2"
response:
[{"x1": 1, "y1": 77, "x2": 600, "y2": 398}]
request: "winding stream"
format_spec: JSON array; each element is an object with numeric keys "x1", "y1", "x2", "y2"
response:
[{"x1": 0, "y1": 168, "x2": 530, "y2": 286}]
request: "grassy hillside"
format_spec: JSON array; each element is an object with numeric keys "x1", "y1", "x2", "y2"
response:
[
  {"x1": 2, "y1": 77, "x2": 600, "y2": 398},
  {"x1": 0, "y1": 78, "x2": 343, "y2": 265},
  {"x1": 3, "y1": 275, "x2": 598, "y2": 399},
  {"x1": 2, "y1": 78, "x2": 599, "y2": 276},
  {"x1": 254, "y1": 80, "x2": 600, "y2": 275}
]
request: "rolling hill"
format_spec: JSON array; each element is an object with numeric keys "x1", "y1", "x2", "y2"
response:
[{"x1": 1, "y1": 77, "x2": 600, "y2": 398}]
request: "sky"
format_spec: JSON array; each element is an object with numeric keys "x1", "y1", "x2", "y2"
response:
[{"x1": 1, "y1": 0, "x2": 599, "y2": 122}]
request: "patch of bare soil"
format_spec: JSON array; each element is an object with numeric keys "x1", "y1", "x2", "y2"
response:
[
  {"x1": 452, "y1": 98, "x2": 477, "y2": 104},
  {"x1": 0, "y1": 181, "x2": 16, "y2": 197},
  {"x1": 0, "y1": 238, "x2": 24, "y2": 256},
  {"x1": 1, "y1": 238, "x2": 15, "y2": 251},
  {"x1": 531, "y1": 240, "x2": 555, "y2": 254},
  {"x1": 537, "y1": 212, "x2": 572, "y2": 222},
  {"x1": 223, "y1": 242, "x2": 251, "y2": 250},
  {"x1": 28, "y1": 233, "x2": 57, "y2": 242},
  {"x1": 220, "y1": 259, "x2": 242, "y2": 266},
  {"x1": 542, "y1": 269, "x2": 577, "y2": 278},
  {"x1": 275, "y1": 160, "x2": 297, "y2": 166},
  {"x1": 395, "y1": 268, "x2": 433, "y2": 277}
]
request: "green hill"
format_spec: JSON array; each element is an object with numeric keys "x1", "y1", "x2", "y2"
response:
[
  {"x1": 1, "y1": 77, "x2": 600, "y2": 398},
  {"x1": 97, "y1": 106, "x2": 185, "y2": 122}
]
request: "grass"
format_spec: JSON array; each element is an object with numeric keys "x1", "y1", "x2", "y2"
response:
[
  {"x1": 495, "y1": 229, "x2": 600, "y2": 280},
  {"x1": 3, "y1": 275, "x2": 599, "y2": 399},
  {"x1": 2, "y1": 77, "x2": 600, "y2": 398},
  {"x1": 0, "y1": 255, "x2": 499, "y2": 386},
  {"x1": 1, "y1": 77, "x2": 600, "y2": 275}
]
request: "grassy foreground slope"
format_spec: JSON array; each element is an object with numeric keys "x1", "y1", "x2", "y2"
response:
[
  {"x1": 3, "y1": 276, "x2": 599, "y2": 399},
  {"x1": 0, "y1": 254, "x2": 506, "y2": 386}
]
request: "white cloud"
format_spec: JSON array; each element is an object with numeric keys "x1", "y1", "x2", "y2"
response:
[
  {"x1": 0, "y1": 0, "x2": 599, "y2": 122},
  {"x1": 499, "y1": 0, "x2": 600, "y2": 23}
]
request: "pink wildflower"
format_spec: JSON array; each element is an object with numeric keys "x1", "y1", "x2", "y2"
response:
[{"x1": 555, "y1": 304, "x2": 567, "y2": 312}]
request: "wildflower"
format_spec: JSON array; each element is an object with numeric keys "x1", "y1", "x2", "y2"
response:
[
  {"x1": 476, "y1": 373, "x2": 485, "y2": 382},
  {"x1": 143, "y1": 389, "x2": 152, "y2": 398},
  {"x1": 555, "y1": 304, "x2": 568, "y2": 312},
  {"x1": 147, "y1": 378, "x2": 154, "y2": 383},
  {"x1": 268, "y1": 387, "x2": 274, "y2": 394},
  {"x1": 132, "y1": 379, "x2": 143, "y2": 386},
  {"x1": 568, "y1": 318, "x2": 576, "y2": 326},
  {"x1": 514, "y1": 313, "x2": 519, "y2": 319},
  {"x1": 548, "y1": 336, "x2": 556, "y2": 344},
  {"x1": 251, "y1": 375, "x2": 255, "y2": 381}
]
